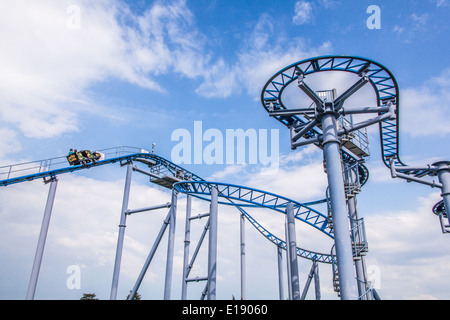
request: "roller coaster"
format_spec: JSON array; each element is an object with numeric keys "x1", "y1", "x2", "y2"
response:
[{"x1": 0, "y1": 56, "x2": 448, "y2": 300}]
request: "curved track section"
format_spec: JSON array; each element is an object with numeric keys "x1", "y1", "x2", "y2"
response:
[
  {"x1": 0, "y1": 146, "x2": 335, "y2": 264},
  {"x1": 174, "y1": 181, "x2": 335, "y2": 264},
  {"x1": 261, "y1": 55, "x2": 402, "y2": 168},
  {"x1": 0, "y1": 149, "x2": 203, "y2": 187}
]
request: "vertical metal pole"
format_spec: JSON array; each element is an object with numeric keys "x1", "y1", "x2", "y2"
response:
[
  {"x1": 181, "y1": 195, "x2": 192, "y2": 300},
  {"x1": 313, "y1": 261, "x2": 321, "y2": 300},
  {"x1": 110, "y1": 163, "x2": 132, "y2": 300},
  {"x1": 345, "y1": 160, "x2": 368, "y2": 299},
  {"x1": 286, "y1": 202, "x2": 300, "y2": 300},
  {"x1": 277, "y1": 246, "x2": 285, "y2": 300},
  {"x1": 240, "y1": 211, "x2": 246, "y2": 300},
  {"x1": 434, "y1": 161, "x2": 450, "y2": 226},
  {"x1": 26, "y1": 177, "x2": 58, "y2": 300},
  {"x1": 285, "y1": 220, "x2": 292, "y2": 300},
  {"x1": 320, "y1": 109, "x2": 358, "y2": 300},
  {"x1": 348, "y1": 196, "x2": 367, "y2": 299},
  {"x1": 164, "y1": 189, "x2": 178, "y2": 300},
  {"x1": 207, "y1": 185, "x2": 219, "y2": 300}
]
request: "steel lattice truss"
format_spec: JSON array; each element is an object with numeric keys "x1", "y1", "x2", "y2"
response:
[
  {"x1": 2, "y1": 55, "x2": 448, "y2": 299},
  {"x1": 0, "y1": 148, "x2": 203, "y2": 187},
  {"x1": 0, "y1": 148, "x2": 336, "y2": 264},
  {"x1": 261, "y1": 55, "x2": 401, "y2": 168},
  {"x1": 174, "y1": 181, "x2": 335, "y2": 264}
]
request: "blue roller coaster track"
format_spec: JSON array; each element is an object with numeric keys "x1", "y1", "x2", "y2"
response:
[
  {"x1": 1, "y1": 55, "x2": 447, "y2": 300},
  {"x1": 261, "y1": 55, "x2": 401, "y2": 167},
  {"x1": 0, "y1": 146, "x2": 335, "y2": 265},
  {"x1": 174, "y1": 181, "x2": 334, "y2": 263},
  {"x1": 261, "y1": 55, "x2": 447, "y2": 215}
]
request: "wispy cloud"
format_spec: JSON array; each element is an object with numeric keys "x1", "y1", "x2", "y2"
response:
[
  {"x1": 0, "y1": 0, "x2": 212, "y2": 139},
  {"x1": 196, "y1": 13, "x2": 332, "y2": 99},
  {"x1": 292, "y1": 1, "x2": 314, "y2": 25},
  {"x1": 435, "y1": 0, "x2": 450, "y2": 7},
  {"x1": 0, "y1": 0, "x2": 334, "y2": 142},
  {"x1": 365, "y1": 192, "x2": 450, "y2": 299},
  {"x1": 401, "y1": 68, "x2": 450, "y2": 136}
]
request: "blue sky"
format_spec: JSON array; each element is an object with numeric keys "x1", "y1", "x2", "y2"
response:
[{"x1": 0, "y1": 0, "x2": 450, "y2": 300}]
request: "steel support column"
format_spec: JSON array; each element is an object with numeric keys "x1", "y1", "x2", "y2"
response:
[
  {"x1": 277, "y1": 246, "x2": 285, "y2": 300},
  {"x1": 207, "y1": 185, "x2": 219, "y2": 300},
  {"x1": 181, "y1": 195, "x2": 192, "y2": 300},
  {"x1": 285, "y1": 220, "x2": 292, "y2": 299},
  {"x1": 26, "y1": 177, "x2": 58, "y2": 300},
  {"x1": 313, "y1": 261, "x2": 321, "y2": 300},
  {"x1": 240, "y1": 210, "x2": 246, "y2": 300},
  {"x1": 286, "y1": 202, "x2": 300, "y2": 300},
  {"x1": 434, "y1": 161, "x2": 450, "y2": 226},
  {"x1": 110, "y1": 163, "x2": 133, "y2": 300},
  {"x1": 164, "y1": 189, "x2": 178, "y2": 300},
  {"x1": 345, "y1": 159, "x2": 369, "y2": 299},
  {"x1": 320, "y1": 109, "x2": 358, "y2": 300},
  {"x1": 348, "y1": 196, "x2": 367, "y2": 299}
]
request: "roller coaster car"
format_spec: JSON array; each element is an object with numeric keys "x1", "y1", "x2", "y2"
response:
[{"x1": 67, "y1": 150, "x2": 102, "y2": 166}]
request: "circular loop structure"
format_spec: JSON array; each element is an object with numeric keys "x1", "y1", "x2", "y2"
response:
[
  {"x1": 3, "y1": 55, "x2": 450, "y2": 300},
  {"x1": 173, "y1": 181, "x2": 335, "y2": 263},
  {"x1": 261, "y1": 55, "x2": 401, "y2": 167}
]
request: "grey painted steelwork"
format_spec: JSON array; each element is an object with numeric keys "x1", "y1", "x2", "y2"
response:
[
  {"x1": 26, "y1": 177, "x2": 58, "y2": 300},
  {"x1": 174, "y1": 181, "x2": 335, "y2": 263},
  {"x1": 174, "y1": 181, "x2": 334, "y2": 300},
  {"x1": 432, "y1": 162, "x2": 450, "y2": 226},
  {"x1": 164, "y1": 189, "x2": 178, "y2": 299},
  {"x1": 286, "y1": 202, "x2": 300, "y2": 300},
  {"x1": 433, "y1": 200, "x2": 449, "y2": 233},
  {"x1": 207, "y1": 185, "x2": 219, "y2": 300},
  {"x1": 262, "y1": 56, "x2": 397, "y2": 299},
  {"x1": 240, "y1": 210, "x2": 246, "y2": 300},
  {"x1": 0, "y1": 146, "x2": 203, "y2": 188},
  {"x1": 181, "y1": 195, "x2": 192, "y2": 300},
  {"x1": 320, "y1": 104, "x2": 358, "y2": 300},
  {"x1": 6, "y1": 55, "x2": 449, "y2": 300},
  {"x1": 110, "y1": 163, "x2": 133, "y2": 300},
  {"x1": 390, "y1": 159, "x2": 450, "y2": 233},
  {"x1": 277, "y1": 246, "x2": 285, "y2": 300}
]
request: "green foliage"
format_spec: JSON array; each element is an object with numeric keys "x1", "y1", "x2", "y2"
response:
[{"x1": 80, "y1": 293, "x2": 98, "y2": 300}]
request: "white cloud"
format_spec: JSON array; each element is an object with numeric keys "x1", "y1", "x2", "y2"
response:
[
  {"x1": 196, "y1": 13, "x2": 332, "y2": 99},
  {"x1": 205, "y1": 147, "x2": 327, "y2": 203},
  {"x1": 435, "y1": 0, "x2": 450, "y2": 7},
  {"x1": 364, "y1": 192, "x2": 450, "y2": 299},
  {"x1": 0, "y1": 0, "x2": 212, "y2": 139},
  {"x1": 0, "y1": 0, "x2": 333, "y2": 139},
  {"x1": 0, "y1": 128, "x2": 22, "y2": 156},
  {"x1": 410, "y1": 13, "x2": 429, "y2": 26},
  {"x1": 0, "y1": 172, "x2": 177, "y2": 298},
  {"x1": 401, "y1": 68, "x2": 450, "y2": 136},
  {"x1": 207, "y1": 164, "x2": 247, "y2": 180},
  {"x1": 293, "y1": 1, "x2": 314, "y2": 25}
]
